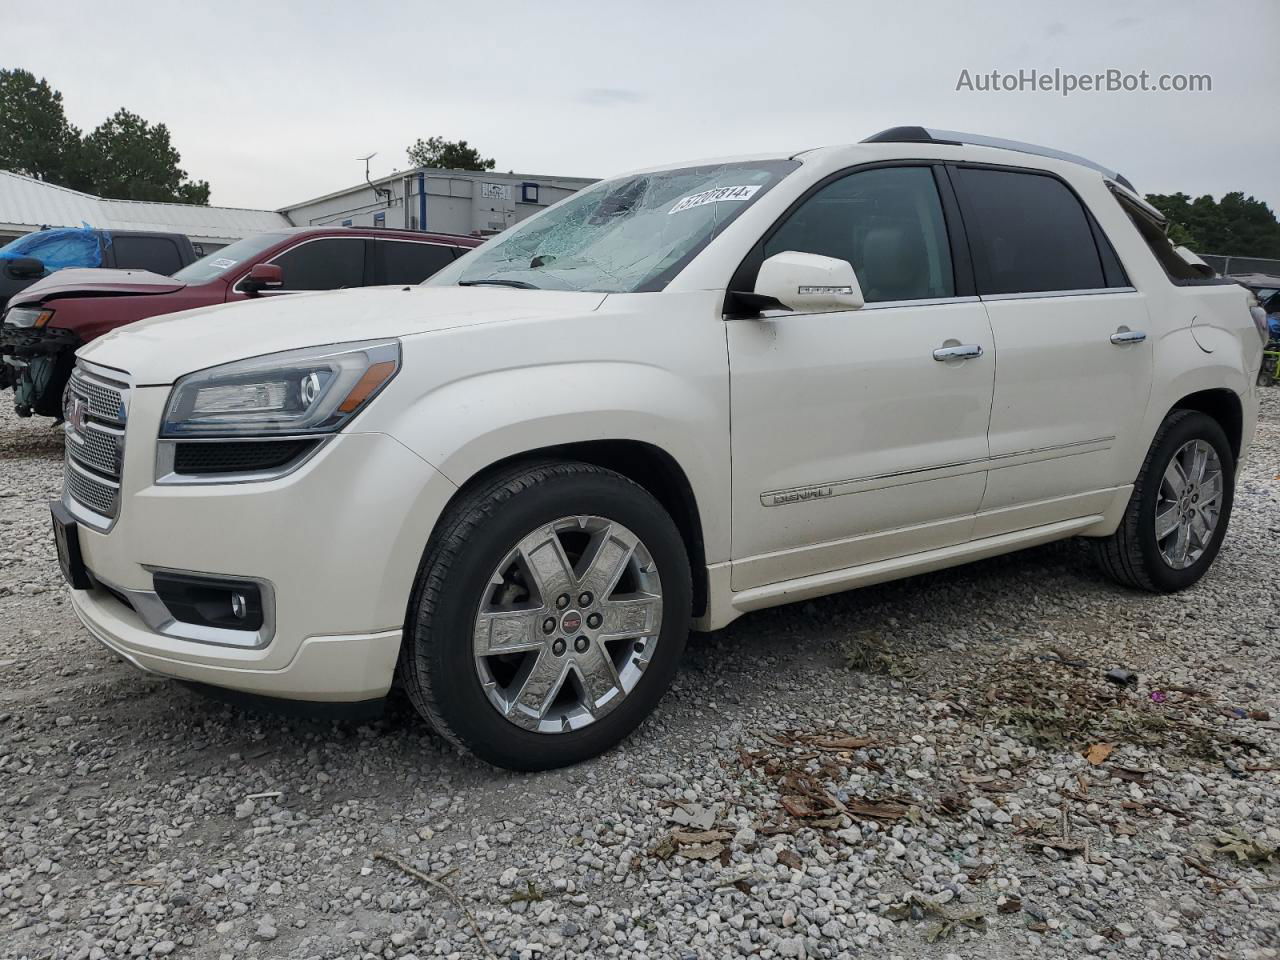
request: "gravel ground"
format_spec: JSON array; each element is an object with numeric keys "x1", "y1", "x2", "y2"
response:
[{"x1": 1, "y1": 391, "x2": 1278, "y2": 960}]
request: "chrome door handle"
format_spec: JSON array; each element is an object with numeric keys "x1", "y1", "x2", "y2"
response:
[
  {"x1": 1110, "y1": 330, "x2": 1147, "y2": 344},
  {"x1": 933, "y1": 344, "x2": 984, "y2": 361}
]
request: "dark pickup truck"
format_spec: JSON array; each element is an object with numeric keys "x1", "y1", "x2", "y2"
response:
[
  {"x1": 0, "y1": 227, "x2": 199, "y2": 313},
  {"x1": 1, "y1": 226, "x2": 481, "y2": 419}
]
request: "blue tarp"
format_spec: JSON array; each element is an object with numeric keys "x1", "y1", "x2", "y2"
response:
[{"x1": 0, "y1": 226, "x2": 107, "y2": 273}]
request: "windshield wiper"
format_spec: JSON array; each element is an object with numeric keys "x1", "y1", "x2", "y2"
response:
[{"x1": 458, "y1": 278, "x2": 540, "y2": 289}]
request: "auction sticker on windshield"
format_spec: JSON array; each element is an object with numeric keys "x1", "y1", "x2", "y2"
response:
[
  {"x1": 210, "y1": 258, "x2": 237, "y2": 269},
  {"x1": 668, "y1": 185, "x2": 761, "y2": 214}
]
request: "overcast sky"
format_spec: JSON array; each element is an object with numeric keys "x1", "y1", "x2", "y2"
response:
[{"x1": 4, "y1": 0, "x2": 1277, "y2": 212}]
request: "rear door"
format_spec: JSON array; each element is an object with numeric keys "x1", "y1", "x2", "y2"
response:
[
  {"x1": 372, "y1": 239, "x2": 459, "y2": 285},
  {"x1": 949, "y1": 165, "x2": 1153, "y2": 536}
]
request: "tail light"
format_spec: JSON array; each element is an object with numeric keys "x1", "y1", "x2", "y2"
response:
[
  {"x1": 1251, "y1": 305, "x2": 1270, "y2": 344},
  {"x1": 1245, "y1": 291, "x2": 1270, "y2": 344}
]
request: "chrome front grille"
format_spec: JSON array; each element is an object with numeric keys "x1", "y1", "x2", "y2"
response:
[
  {"x1": 76, "y1": 376, "x2": 128, "y2": 423},
  {"x1": 64, "y1": 365, "x2": 130, "y2": 524},
  {"x1": 66, "y1": 422, "x2": 123, "y2": 476},
  {"x1": 66, "y1": 460, "x2": 120, "y2": 516}
]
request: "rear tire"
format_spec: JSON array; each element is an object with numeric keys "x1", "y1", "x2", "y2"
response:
[
  {"x1": 1092, "y1": 410, "x2": 1234, "y2": 592},
  {"x1": 399, "y1": 461, "x2": 691, "y2": 771}
]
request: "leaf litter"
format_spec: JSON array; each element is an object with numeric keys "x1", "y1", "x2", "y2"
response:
[
  {"x1": 976, "y1": 653, "x2": 1265, "y2": 767},
  {"x1": 883, "y1": 892, "x2": 988, "y2": 942},
  {"x1": 739, "y1": 728, "x2": 920, "y2": 830}
]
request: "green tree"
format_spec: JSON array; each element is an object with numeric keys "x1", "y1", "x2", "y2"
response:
[
  {"x1": 1164, "y1": 218, "x2": 1196, "y2": 249},
  {"x1": 0, "y1": 68, "x2": 82, "y2": 184},
  {"x1": 77, "y1": 109, "x2": 210, "y2": 204},
  {"x1": 1146, "y1": 191, "x2": 1280, "y2": 259},
  {"x1": 406, "y1": 136, "x2": 495, "y2": 171}
]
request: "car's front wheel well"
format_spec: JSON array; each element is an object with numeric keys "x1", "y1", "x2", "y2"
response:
[
  {"x1": 445, "y1": 441, "x2": 709, "y2": 617},
  {"x1": 1170, "y1": 388, "x2": 1243, "y2": 460}
]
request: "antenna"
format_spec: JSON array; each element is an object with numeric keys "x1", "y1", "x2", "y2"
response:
[{"x1": 359, "y1": 152, "x2": 392, "y2": 203}]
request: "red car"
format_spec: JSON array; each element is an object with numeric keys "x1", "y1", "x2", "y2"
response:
[{"x1": 0, "y1": 226, "x2": 481, "y2": 419}]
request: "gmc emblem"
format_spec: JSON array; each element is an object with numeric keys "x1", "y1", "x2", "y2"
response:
[{"x1": 65, "y1": 394, "x2": 88, "y2": 434}]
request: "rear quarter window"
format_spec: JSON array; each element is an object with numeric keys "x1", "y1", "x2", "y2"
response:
[{"x1": 1111, "y1": 189, "x2": 1228, "y2": 285}]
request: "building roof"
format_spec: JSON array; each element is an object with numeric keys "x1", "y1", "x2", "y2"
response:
[
  {"x1": 0, "y1": 170, "x2": 291, "y2": 245},
  {"x1": 280, "y1": 166, "x2": 599, "y2": 214}
]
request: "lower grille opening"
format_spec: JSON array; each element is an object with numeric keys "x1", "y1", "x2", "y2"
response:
[{"x1": 173, "y1": 439, "x2": 318, "y2": 475}]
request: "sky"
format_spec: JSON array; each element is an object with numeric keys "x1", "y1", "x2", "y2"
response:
[{"x1": 3, "y1": 0, "x2": 1277, "y2": 212}]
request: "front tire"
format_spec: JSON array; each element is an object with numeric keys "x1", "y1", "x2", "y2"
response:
[
  {"x1": 1092, "y1": 410, "x2": 1234, "y2": 592},
  {"x1": 399, "y1": 461, "x2": 691, "y2": 771}
]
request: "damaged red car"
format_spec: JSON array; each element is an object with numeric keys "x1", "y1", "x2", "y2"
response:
[{"x1": 0, "y1": 226, "x2": 480, "y2": 419}]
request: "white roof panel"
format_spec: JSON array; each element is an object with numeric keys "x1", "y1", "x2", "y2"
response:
[{"x1": 0, "y1": 170, "x2": 291, "y2": 244}]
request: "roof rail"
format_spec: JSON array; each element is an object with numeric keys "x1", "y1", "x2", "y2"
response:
[{"x1": 861, "y1": 126, "x2": 1136, "y2": 192}]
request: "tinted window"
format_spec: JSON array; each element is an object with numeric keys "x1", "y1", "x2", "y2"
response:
[
  {"x1": 271, "y1": 238, "x2": 365, "y2": 291},
  {"x1": 953, "y1": 168, "x2": 1107, "y2": 294},
  {"x1": 376, "y1": 240, "x2": 457, "y2": 285},
  {"x1": 764, "y1": 166, "x2": 953, "y2": 302},
  {"x1": 112, "y1": 236, "x2": 184, "y2": 276}
]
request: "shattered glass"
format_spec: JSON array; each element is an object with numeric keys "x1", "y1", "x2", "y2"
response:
[{"x1": 429, "y1": 160, "x2": 798, "y2": 294}]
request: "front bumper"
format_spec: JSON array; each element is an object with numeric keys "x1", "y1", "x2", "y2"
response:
[
  {"x1": 2, "y1": 323, "x2": 78, "y2": 412},
  {"x1": 69, "y1": 383, "x2": 458, "y2": 702},
  {"x1": 1, "y1": 321, "x2": 78, "y2": 359},
  {"x1": 72, "y1": 586, "x2": 404, "y2": 701}
]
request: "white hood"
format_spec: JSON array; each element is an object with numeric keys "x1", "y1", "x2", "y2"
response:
[{"x1": 78, "y1": 285, "x2": 607, "y2": 384}]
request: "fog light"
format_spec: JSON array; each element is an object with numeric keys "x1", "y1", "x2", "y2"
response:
[{"x1": 153, "y1": 573, "x2": 264, "y2": 632}]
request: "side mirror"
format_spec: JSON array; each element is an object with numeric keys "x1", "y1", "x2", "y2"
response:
[
  {"x1": 6, "y1": 257, "x2": 46, "y2": 279},
  {"x1": 752, "y1": 251, "x2": 864, "y2": 313},
  {"x1": 241, "y1": 263, "x2": 284, "y2": 294}
]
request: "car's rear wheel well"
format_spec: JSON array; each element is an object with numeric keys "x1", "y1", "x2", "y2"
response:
[
  {"x1": 450, "y1": 441, "x2": 709, "y2": 617},
  {"x1": 1170, "y1": 389, "x2": 1243, "y2": 460}
]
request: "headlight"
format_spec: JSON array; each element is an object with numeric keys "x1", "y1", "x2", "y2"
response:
[
  {"x1": 4, "y1": 306, "x2": 54, "y2": 328},
  {"x1": 160, "y1": 340, "x2": 400, "y2": 438}
]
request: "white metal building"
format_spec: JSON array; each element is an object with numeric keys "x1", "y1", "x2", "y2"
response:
[
  {"x1": 0, "y1": 170, "x2": 291, "y2": 252},
  {"x1": 1, "y1": 166, "x2": 597, "y2": 254},
  {"x1": 282, "y1": 168, "x2": 597, "y2": 237}
]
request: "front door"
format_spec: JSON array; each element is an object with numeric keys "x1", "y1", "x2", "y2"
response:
[
  {"x1": 727, "y1": 165, "x2": 996, "y2": 590},
  {"x1": 231, "y1": 236, "x2": 369, "y2": 298}
]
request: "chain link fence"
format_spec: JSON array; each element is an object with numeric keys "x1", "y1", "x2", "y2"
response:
[{"x1": 1199, "y1": 254, "x2": 1280, "y2": 278}]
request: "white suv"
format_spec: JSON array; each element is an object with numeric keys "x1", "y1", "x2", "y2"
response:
[{"x1": 55, "y1": 127, "x2": 1266, "y2": 770}]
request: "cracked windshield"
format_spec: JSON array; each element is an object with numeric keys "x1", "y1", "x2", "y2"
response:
[{"x1": 429, "y1": 160, "x2": 798, "y2": 293}]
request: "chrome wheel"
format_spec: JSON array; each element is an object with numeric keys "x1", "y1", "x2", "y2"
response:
[
  {"x1": 472, "y1": 516, "x2": 663, "y2": 733},
  {"x1": 1155, "y1": 439, "x2": 1223, "y2": 570}
]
